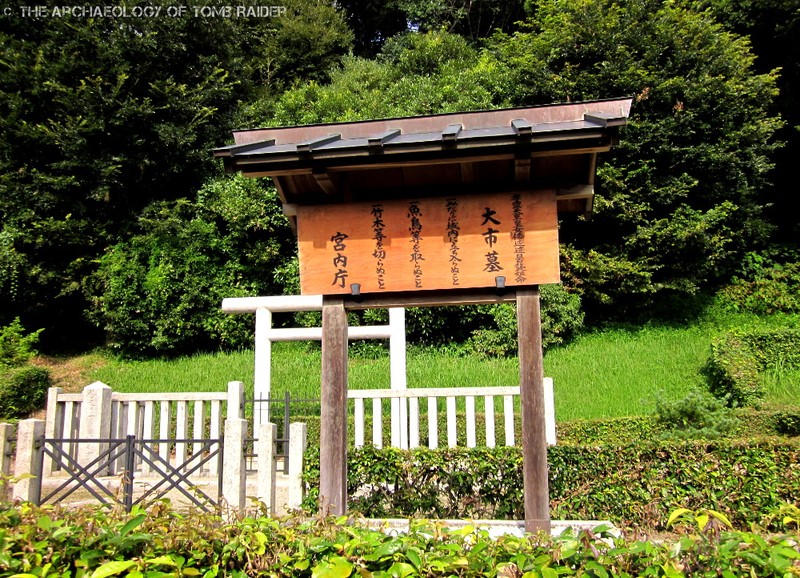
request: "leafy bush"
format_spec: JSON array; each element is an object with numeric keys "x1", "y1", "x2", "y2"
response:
[
  {"x1": 705, "y1": 327, "x2": 800, "y2": 406},
  {"x1": 464, "y1": 285, "x2": 585, "y2": 358},
  {"x1": 0, "y1": 366, "x2": 50, "y2": 418},
  {"x1": 719, "y1": 252, "x2": 800, "y2": 314},
  {"x1": 775, "y1": 412, "x2": 800, "y2": 437},
  {"x1": 86, "y1": 175, "x2": 295, "y2": 357},
  {"x1": 1, "y1": 502, "x2": 799, "y2": 577},
  {"x1": 655, "y1": 389, "x2": 739, "y2": 440},
  {"x1": 303, "y1": 441, "x2": 800, "y2": 530},
  {"x1": 0, "y1": 318, "x2": 42, "y2": 368}
]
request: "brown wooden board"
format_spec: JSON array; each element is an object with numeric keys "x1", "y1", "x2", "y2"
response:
[{"x1": 297, "y1": 190, "x2": 560, "y2": 295}]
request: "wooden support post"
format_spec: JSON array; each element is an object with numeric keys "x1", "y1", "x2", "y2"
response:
[
  {"x1": 517, "y1": 287, "x2": 551, "y2": 534},
  {"x1": 319, "y1": 297, "x2": 348, "y2": 515}
]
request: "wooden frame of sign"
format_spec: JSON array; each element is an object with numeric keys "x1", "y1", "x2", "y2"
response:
[{"x1": 214, "y1": 98, "x2": 632, "y2": 534}]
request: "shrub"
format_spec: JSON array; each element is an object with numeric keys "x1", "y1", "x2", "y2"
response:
[
  {"x1": 774, "y1": 412, "x2": 800, "y2": 437},
  {"x1": 719, "y1": 254, "x2": 800, "y2": 315},
  {"x1": 0, "y1": 318, "x2": 42, "y2": 368},
  {"x1": 464, "y1": 285, "x2": 585, "y2": 358},
  {"x1": 704, "y1": 327, "x2": 800, "y2": 406},
  {"x1": 303, "y1": 441, "x2": 800, "y2": 531},
  {"x1": 655, "y1": 389, "x2": 739, "y2": 440},
  {"x1": 0, "y1": 366, "x2": 50, "y2": 418}
]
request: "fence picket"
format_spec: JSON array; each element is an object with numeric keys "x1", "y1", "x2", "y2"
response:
[
  {"x1": 465, "y1": 396, "x2": 476, "y2": 448},
  {"x1": 503, "y1": 395, "x2": 515, "y2": 446},
  {"x1": 142, "y1": 401, "x2": 154, "y2": 475},
  {"x1": 193, "y1": 400, "x2": 204, "y2": 472},
  {"x1": 409, "y1": 397, "x2": 419, "y2": 449},
  {"x1": 354, "y1": 398, "x2": 364, "y2": 447},
  {"x1": 484, "y1": 395, "x2": 496, "y2": 447},
  {"x1": 159, "y1": 401, "x2": 171, "y2": 466},
  {"x1": 176, "y1": 401, "x2": 188, "y2": 469},
  {"x1": 372, "y1": 398, "x2": 382, "y2": 448},
  {"x1": 446, "y1": 396, "x2": 457, "y2": 448},
  {"x1": 427, "y1": 397, "x2": 438, "y2": 449}
]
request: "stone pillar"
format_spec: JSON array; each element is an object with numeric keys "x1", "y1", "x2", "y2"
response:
[
  {"x1": 287, "y1": 422, "x2": 308, "y2": 510},
  {"x1": 77, "y1": 382, "x2": 112, "y2": 471},
  {"x1": 256, "y1": 422, "x2": 277, "y2": 513},
  {"x1": 43, "y1": 387, "x2": 63, "y2": 475},
  {"x1": 13, "y1": 419, "x2": 45, "y2": 503},
  {"x1": 227, "y1": 381, "x2": 245, "y2": 420},
  {"x1": 222, "y1": 417, "x2": 247, "y2": 514},
  {"x1": 0, "y1": 423, "x2": 16, "y2": 501}
]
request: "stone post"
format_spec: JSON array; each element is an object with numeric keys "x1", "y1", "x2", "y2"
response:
[
  {"x1": 227, "y1": 381, "x2": 245, "y2": 420},
  {"x1": 287, "y1": 422, "x2": 308, "y2": 510},
  {"x1": 256, "y1": 422, "x2": 277, "y2": 514},
  {"x1": 77, "y1": 382, "x2": 112, "y2": 471},
  {"x1": 222, "y1": 417, "x2": 247, "y2": 514},
  {"x1": 13, "y1": 419, "x2": 45, "y2": 503},
  {"x1": 0, "y1": 423, "x2": 16, "y2": 501}
]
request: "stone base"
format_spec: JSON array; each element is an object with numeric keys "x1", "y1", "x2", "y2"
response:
[{"x1": 364, "y1": 518, "x2": 617, "y2": 538}]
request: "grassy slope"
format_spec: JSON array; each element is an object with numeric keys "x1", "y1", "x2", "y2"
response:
[{"x1": 44, "y1": 305, "x2": 799, "y2": 422}]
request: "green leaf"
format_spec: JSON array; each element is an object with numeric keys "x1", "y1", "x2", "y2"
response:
[
  {"x1": 119, "y1": 515, "x2": 146, "y2": 537},
  {"x1": 312, "y1": 556, "x2": 353, "y2": 578},
  {"x1": 144, "y1": 556, "x2": 178, "y2": 567},
  {"x1": 667, "y1": 508, "x2": 692, "y2": 527},
  {"x1": 89, "y1": 561, "x2": 138, "y2": 578}
]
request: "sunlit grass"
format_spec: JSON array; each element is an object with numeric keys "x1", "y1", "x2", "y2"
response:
[{"x1": 83, "y1": 306, "x2": 799, "y2": 422}]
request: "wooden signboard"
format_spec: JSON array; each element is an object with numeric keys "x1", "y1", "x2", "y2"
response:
[{"x1": 297, "y1": 190, "x2": 560, "y2": 295}]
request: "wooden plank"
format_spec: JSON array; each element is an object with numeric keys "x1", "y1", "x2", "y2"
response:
[
  {"x1": 343, "y1": 289, "x2": 517, "y2": 310},
  {"x1": 111, "y1": 392, "x2": 228, "y2": 402},
  {"x1": 517, "y1": 287, "x2": 551, "y2": 534},
  {"x1": 193, "y1": 400, "x2": 205, "y2": 470},
  {"x1": 176, "y1": 401, "x2": 188, "y2": 470},
  {"x1": 409, "y1": 397, "x2": 420, "y2": 449},
  {"x1": 484, "y1": 395, "x2": 496, "y2": 448},
  {"x1": 427, "y1": 397, "x2": 438, "y2": 449},
  {"x1": 297, "y1": 190, "x2": 559, "y2": 295},
  {"x1": 209, "y1": 400, "x2": 221, "y2": 476},
  {"x1": 348, "y1": 386, "x2": 520, "y2": 399},
  {"x1": 504, "y1": 395, "x2": 515, "y2": 446},
  {"x1": 465, "y1": 396, "x2": 476, "y2": 448},
  {"x1": 372, "y1": 398, "x2": 382, "y2": 448},
  {"x1": 319, "y1": 298, "x2": 348, "y2": 515},
  {"x1": 142, "y1": 401, "x2": 154, "y2": 475},
  {"x1": 446, "y1": 397, "x2": 457, "y2": 448},
  {"x1": 354, "y1": 398, "x2": 364, "y2": 448},
  {"x1": 159, "y1": 402, "x2": 171, "y2": 466}
]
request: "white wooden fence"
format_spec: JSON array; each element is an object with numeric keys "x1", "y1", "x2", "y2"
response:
[
  {"x1": 349, "y1": 378, "x2": 556, "y2": 449},
  {"x1": 43, "y1": 381, "x2": 244, "y2": 476}
]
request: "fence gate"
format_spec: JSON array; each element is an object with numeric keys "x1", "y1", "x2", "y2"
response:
[{"x1": 38, "y1": 434, "x2": 224, "y2": 511}]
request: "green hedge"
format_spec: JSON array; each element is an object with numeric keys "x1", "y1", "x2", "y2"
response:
[
  {"x1": 705, "y1": 327, "x2": 800, "y2": 406},
  {"x1": 302, "y1": 440, "x2": 800, "y2": 530}
]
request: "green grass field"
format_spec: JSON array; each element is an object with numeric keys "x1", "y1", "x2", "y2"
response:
[{"x1": 84, "y1": 304, "x2": 799, "y2": 422}]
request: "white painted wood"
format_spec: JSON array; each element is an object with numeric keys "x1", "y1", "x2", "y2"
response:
[
  {"x1": 389, "y1": 308, "x2": 407, "y2": 448},
  {"x1": 544, "y1": 377, "x2": 556, "y2": 445},
  {"x1": 176, "y1": 401, "x2": 188, "y2": 468},
  {"x1": 126, "y1": 401, "x2": 139, "y2": 471},
  {"x1": 446, "y1": 396, "x2": 457, "y2": 448},
  {"x1": 484, "y1": 395, "x2": 496, "y2": 448},
  {"x1": 209, "y1": 399, "x2": 221, "y2": 476},
  {"x1": 465, "y1": 396, "x2": 476, "y2": 448},
  {"x1": 390, "y1": 398, "x2": 400, "y2": 448},
  {"x1": 62, "y1": 401, "x2": 76, "y2": 470},
  {"x1": 348, "y1": 386, "x2": 520, "y2": 399},
  {"x1": 409, "y1": 397, "x2": 419, "y2": 449},
  {"x1": 427, "y1": 397, "x2": 438, "y2": 449},
  {"x1": 159, "y1": 401, "x2": 170, "y2": 466},
  {"x1": 254, "y1": 307, "x2": 272, "y2": 431},
  {"x1": 503, "y1": 395, "x2": 515, "y2": 446},
  {"x1": 142, "y1": 401, "x2": 154, "y2": 475},
  {"x1": 354, "y1": 398, "x2": 364, "y2": 447},
  {"x1": 221, "y1": 294, "x2": 324, "y2": 313},
  {"x1": 264, "y1": 325, "x2": 392, "y2": 341},
  {"x1": 193, "y1": 400, "x2": 205, "y2": 470},
  {"x1": 111, "y1": 392, "x2": 228, "y2": 402},
  {"x1": 372, "y1": 398, "x2": 382, "y2": 448}
]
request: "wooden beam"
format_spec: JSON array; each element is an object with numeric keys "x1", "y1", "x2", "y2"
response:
[
  {"x1": 517, "y1": 287, "x2": 551, "y2": 534},
  {"x1": 319, "y1": 297, "x2": 348, "y2": 515},
  {"x1": 342, "y1": 289, "x2": 517, "y2": 310},
  {"x1": 313, "y1": 170, "x2": 338, "y2": 196},
  {"x1": 515, "y1": 155, "x2": 531, "y2": 183}
]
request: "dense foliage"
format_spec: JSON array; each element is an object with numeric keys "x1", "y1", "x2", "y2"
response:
[
  {"x1": 0, "y1": 502, "x2": 798, "y2": 577},
  {"x1": 0, "y1": 319, "x2": 49, "y2": 419},
  {"x1": 1, "y1": 0, "x2": 797, "y2": 354},
  {"x1": 302, "y1": 441, "x2": 800, "y2": 530}
]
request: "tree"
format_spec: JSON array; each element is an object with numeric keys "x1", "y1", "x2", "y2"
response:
[
  {"x1": 86, "y1": 174, "x2": 295, "y2": 357},
  {"x1": 0, "y1": 0, "x2": 352, "y2": 349},
  {"x1": 488, "y1": 0, "x2": 782, "y2": 317}
]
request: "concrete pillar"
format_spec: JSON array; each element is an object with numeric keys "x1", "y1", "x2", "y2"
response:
[
  {"x1": 77, "y1": 382, "x2": 112, "y2": 471},
  {"x1": 222, "y1": 417, "x2": 247, "y2": 514},
  {"x1": 227, "y1": 381, "x2": 245, "y2": 420},
  {"x1": 256, "y1": 422, "x2": 277, "y2": 514},
  {"x1": 254, "y1": 307, "x2": 272, "y2": 431},
  {"x1": 287, "y1": 422, "x2": 307, "y2": 510},
  {"x1": 13, "y1": 419, "x2": 45, "y2": 503},
  {"x1": 0, "y1": 423, "x2": 16, "y2": 501},
  {"x1": 43, "y1": 387, "x2": 63, "y2": 475}
]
